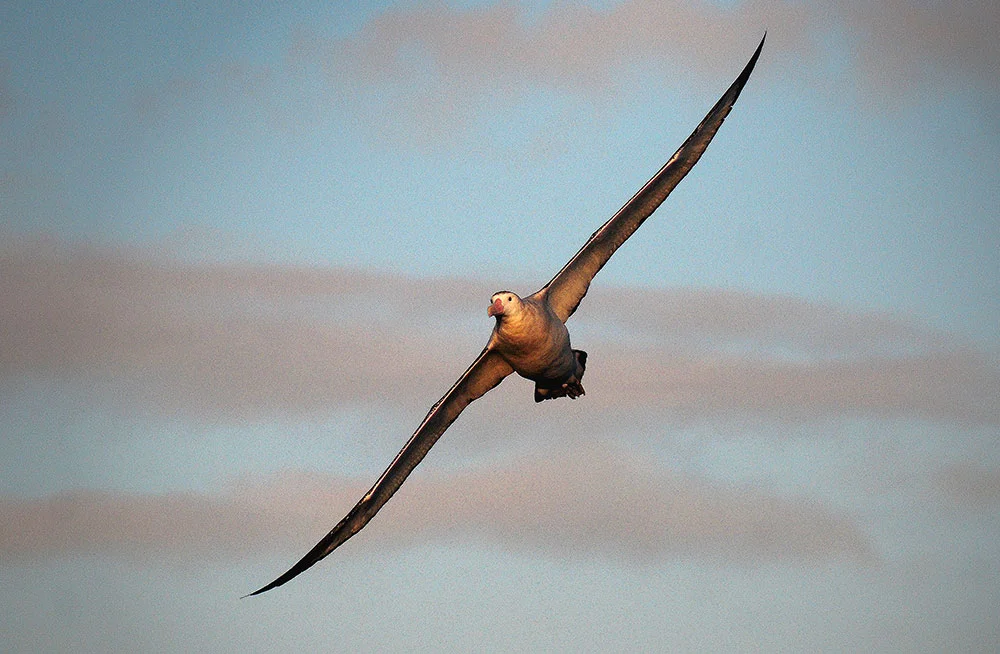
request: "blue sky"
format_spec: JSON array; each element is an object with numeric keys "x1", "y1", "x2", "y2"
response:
[{"x1": 2, "y1": 1, "x2": 998, "y2": 651}]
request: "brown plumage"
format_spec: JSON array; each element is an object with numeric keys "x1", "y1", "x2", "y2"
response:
[{"x1": 248, "y1": 34, "x2": 764, "y2": 596}]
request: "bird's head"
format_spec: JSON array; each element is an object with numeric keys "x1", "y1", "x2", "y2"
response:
[{"x1": 488, "y1": 291, "x2": 521, "y2": 319}]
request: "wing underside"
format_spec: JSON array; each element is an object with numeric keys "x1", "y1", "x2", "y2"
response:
[
  {"x1": 536, "y1": 34, "x2": 765, "y2": 322},
  {"x1": 247, "y1": 346, "x2": 512, "y2": 596}
]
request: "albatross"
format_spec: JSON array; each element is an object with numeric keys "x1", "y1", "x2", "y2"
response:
[{"x1": 248, "y1": 34, "x2": 764, "y2": 596}]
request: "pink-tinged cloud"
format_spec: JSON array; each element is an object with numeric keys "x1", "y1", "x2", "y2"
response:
[
  {"x1": 133, "y1": 1, "x2": 998, "y2": 135},
  {"x1": 593, "y1": 347, "x2": 999, "y2": 425},
  {"x1": 328, "y1": 1, "x2": 793, "y2": 89},
  {"x1": 2, "y1": 240, "x2": 996, "y2": 425},
  {"x1": 0, "y1": 60, "x2": 11, "y2": 120},
  {"x1": 830, "y1": 0, "x2": 1000, "y2": 89},
  {"x1": 0, "y1": 447, "x2": 874, "y2": 564},
  {"x1": 0, "y1": 240, "x2": 484, "y2": 418},
  {"x1": 317, "y1": 0, "x2": 996, "y2": 94},
  {"x1": 936, "y1": 463, "x2": 1000, "y2": 509}
]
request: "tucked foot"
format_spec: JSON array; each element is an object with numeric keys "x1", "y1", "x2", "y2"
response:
[{"x1": 534, "y1": 379, "x2": 585, "y2": 402}]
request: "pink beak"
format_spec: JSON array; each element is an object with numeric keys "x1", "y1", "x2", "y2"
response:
[{"x1": 488, "y1": 298, "x2": 504, "y2": 317}]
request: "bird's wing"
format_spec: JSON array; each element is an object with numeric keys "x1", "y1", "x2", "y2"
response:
[
  {"x1": 534, "y1": 34, "x2": 764, "y2": 322},
  {"x1": 247, "y1": 346, "x2": 513, "y2": 596}
]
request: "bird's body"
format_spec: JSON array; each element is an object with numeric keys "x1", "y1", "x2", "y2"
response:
[
  {"x1": 248, "y1": 34, "x2": 765, "y2": 596},
  {"x1": 488, "y1": 291, "x2": 587, "y2": 401}
]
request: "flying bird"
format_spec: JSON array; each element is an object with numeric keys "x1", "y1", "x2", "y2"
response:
[{"x1": 248, "y1": 34, "x2": 764, "y2": 596}]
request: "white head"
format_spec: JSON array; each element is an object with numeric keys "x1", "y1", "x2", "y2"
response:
[{"x1": 487, "y1": 291, "x2": 521, "y2": 318}]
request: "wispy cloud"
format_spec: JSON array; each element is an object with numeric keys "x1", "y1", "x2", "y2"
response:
[
  {"x1": 0, "y1": 60, "x2": 11, "y2": 121},
  {"x1": 2, "y1": 239, "x2": 996, "y2": 425},
  {"x1": 307, "y1": 0, "x2": 998, "y2": 96},
  {"x1": 829, "y1": 0, "x2": 1000, "y2": 90},
  {"x1": 323, "y1": 1, "x2": 786, "y2": 89},
  {"x1": 0, "y1": 446, "x2": 874, "y2": 564},
  {"x1": 312, "y1": 1, "x2": 848, "y2": 88},
  {"x1": 936, "y1": 462, "x2": 1000, "y2": 509},
  {"x1": 129, "y1": 1, "x2": 999, "y2": 141}
]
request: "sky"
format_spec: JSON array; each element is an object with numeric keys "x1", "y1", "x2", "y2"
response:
[{"x1": 1, "y1": 0, "x2": 998, "y2": 651}]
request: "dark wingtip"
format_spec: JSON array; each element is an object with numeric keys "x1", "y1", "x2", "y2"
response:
[
  {"x1": 242, "y1": 578, "x2": 280, "y2": 598},
  {"x1": 242, "y1": 583, "x2": 275, "y2": 599},
  {"x1": 731, "y1": 32, "x2": 766, "y2": 99},
  {"x1": 243, "y1": 555, "x2": 314, "y2": 597},
  {"x1": 752, "y1": 31, "x2": 766, "y2": 70},
  {"x1": 242, "y1": 545, "x2": 324, "y2": 597},
  {"x1": 243, "y1": 501, "x2": 364, "y2": 597},
  {"x1": 690, "y1": 32, "x2": 765, "y2": 137}
]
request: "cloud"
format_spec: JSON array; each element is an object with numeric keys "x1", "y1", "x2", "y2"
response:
[
  {"x1": 936, "y1": 462, "x2": 1000, "y2": 509},
  {"x1": 596, "y1": 346, "x2": 1000, "y2": 425},
  {"x1": 0, "y1": 60, "x2": 11, "y2": 120},
  {"x1": 313, "y1": 0, "x2": 997, "y2": 95},
  {"x1": 129, "y1": 1, "x2": 999, "y2": 143},
  {"x1": 0, "y1": 446, "x2": 874, "y2": 564},
  {"x1": 2, "y1": 239, "x2": 996, "y2": 425},
  {"x1": 325, "y1": 1, "x2": 786, "y2": 89},
  {"x1": 0, "y1": 239, "x2": 486, "y2": 418},
  {"x1": 829, "y1": 0, "x2": 1000, "y2": 90}
]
